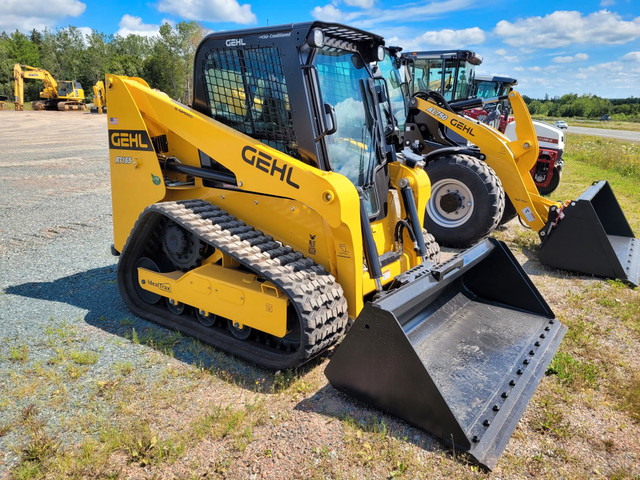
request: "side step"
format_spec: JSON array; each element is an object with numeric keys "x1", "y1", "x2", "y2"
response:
[
  {"x1": 539, "y1": 181, "x2": 639, "y2": 287},
  {"x1": 325, "y1": 238, "x2": 566, "y2": 470}
]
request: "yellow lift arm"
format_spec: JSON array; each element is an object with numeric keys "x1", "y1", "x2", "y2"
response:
[{"x1": 410, "y1": 91, "x2": 558, "y2": 231}]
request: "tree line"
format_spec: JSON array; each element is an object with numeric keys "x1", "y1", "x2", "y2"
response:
[
  {"x1": 2, "y1": 24, "x2": 639, "y2": 122},
  {"x1": 523, "y1": 93, "x2": 640, "y2": 122},
  {"x1": 0, "y1": 22, "x2": 206, "y2": 105}
]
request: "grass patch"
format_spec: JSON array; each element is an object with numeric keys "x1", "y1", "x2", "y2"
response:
[
  {"x1": 12, "y1": 426, "x2": 60, "y2": 479},
  {"x1": 341, "y1": 415, "x2": 415, "y2": 478},
  {"x1": 547, "y1": 352, "x2": 599, "y2": 389},
  {"x1": 612, "y1": 371, "x2": 640, "y2": 423},
  {"x1": 114, "y1": 361, "x2": 134, "y2": 376},
  {"x1": 9, "y1": 345, "x2": 29, "y2": 363},
  {"x1": 69, "y1": 350, "x2": 99, "y2": 365}
]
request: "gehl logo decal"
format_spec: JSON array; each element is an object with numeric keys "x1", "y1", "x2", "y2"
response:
[
  {"x1": 241, "y1": 146, "x2": 300, "y2": 189},
  {"x1": 109, "y1": 130, "x2": 154, "y2": 151},
  {"x1": 226, "y1": 38, "x2": 246, "y2": 47},
  {"x1": 450, "y1": 118, "x2": 475, "y2": 137}
]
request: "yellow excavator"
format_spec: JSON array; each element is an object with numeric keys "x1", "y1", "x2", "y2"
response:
[
  {"x1": 13, "y1": 64, "x2": 85, "y2": 111},
  {"x1": 107, "y1": 22, "x2": 566, "y2": 470},
  {"x1": 91, "y1": 80, "x2": 107, "y2": 114},
  {"x1": 375, "y1": 49, "x2": 639, "y2": 286}
]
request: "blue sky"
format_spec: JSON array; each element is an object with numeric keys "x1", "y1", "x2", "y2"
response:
[{"x1": 3, "y1": 0, "x2": 639, "y2": 98}]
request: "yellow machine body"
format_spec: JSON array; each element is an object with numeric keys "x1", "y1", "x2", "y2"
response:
[
  {"x1": 137, "y1": 263, "x2": 289, "y2": 337},
  {"x1": 108, "y1": 74, "x2": 428, "y2": 328}
]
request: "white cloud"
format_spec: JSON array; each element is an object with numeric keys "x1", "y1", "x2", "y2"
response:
[
  {"x1": 622, "y1": 51, "x2": 640, "y2": 62},
  {"x1": 0, "y1": 0, "x2": 85, "y2": 32},
  {"x1": 416, "y1": 27, "x2": 485, "y2": 48},
  {"x1": 77, "y1": 26, "x2": 93, "y2": 38},
  {"x1": 552, "y1": 52, "x2": 589, "y2": 63},
  {"x1": 529, "y1": 66, "x2": 542, "y2": 71},
  {"x1": 312, "y1": 0, "x2": 475, "y2": 29},
  {"x1": 600, "y1": 0, "x2": 615, "y2": 6},
  {"x1": 344, "y1": 0, "x2": 374, "y2": 7},
  {"x1": 157, "y1": 0, "x2": 256, "y2": 24},
  {"x1": 495, "y1": 10, "x2": 640, "y2": 48},
  {"x1": 312, "y1": 4, "x2": 359, "y2": 23},
  {"x1": 115, "y1": 15, "x2": 174, "y2": 37}
]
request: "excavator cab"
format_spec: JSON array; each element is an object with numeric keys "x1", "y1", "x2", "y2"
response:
[{"x1": 108, "y1": 22, "x2": 566, "y2": 470}]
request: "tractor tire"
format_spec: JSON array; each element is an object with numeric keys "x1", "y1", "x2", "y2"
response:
[
  {"x1": 424, "y1": 154, "x2": 505, "y2": 248},
  {"x1": 499, "y1": 196, "x2": 519, "y2": 225}
]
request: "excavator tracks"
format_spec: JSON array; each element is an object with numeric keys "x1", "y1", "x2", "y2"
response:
[{"x1": 117, "y1": 199, "x2": 350, "y2": 370}]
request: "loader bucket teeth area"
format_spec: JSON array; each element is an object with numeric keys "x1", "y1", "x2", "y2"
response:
[
  {"x1": 539, "y1": 181, "x2": 640, "y2": 287},
  {"x1": 325, "y1": 238, "x2": 566, "y2": 470}
]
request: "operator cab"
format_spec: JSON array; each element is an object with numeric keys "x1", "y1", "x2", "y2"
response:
[
  {"x1": 403, "y1": 50, "x2": 482, "y2": 101},
  {"x1": 193, "y1": 22, "x2": 392, "y2": 219}
]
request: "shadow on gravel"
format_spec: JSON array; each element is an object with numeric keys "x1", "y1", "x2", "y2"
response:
[
  {"x1": 295, "y1": 384, "x2": 460, "y2": 463},
  {"x1": 5, "y1": 265, "x2": 323, "y2": 393}
]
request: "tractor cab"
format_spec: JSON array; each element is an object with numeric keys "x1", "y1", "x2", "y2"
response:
[{"x1": 402, "y1": 50, "x2": 482, "y2": 101}]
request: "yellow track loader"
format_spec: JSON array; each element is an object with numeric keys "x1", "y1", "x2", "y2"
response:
[
  {"x1": 374, "y1": 50, "x2": 639, "y2": 286},
  {"x1": 107, "y1": 22, "x2": 566, "y2": 470},
  {"x1": 13, "y1": 64, "x2": 85, "y2": 111}
]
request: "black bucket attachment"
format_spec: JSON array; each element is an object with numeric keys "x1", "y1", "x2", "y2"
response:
[
  {"x1": 538, "y1": 180, "x2": 639, "y2": 287},
  {"x1": 325, "y1": 238, "x2": 566, "y2": 470}
]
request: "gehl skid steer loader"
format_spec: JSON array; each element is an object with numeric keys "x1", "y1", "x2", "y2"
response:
[
  {"x1": 107, "y1": 22, "x2": 566, "y2": 470},
  {"x1": 375, "y1": 49, "x2": 640, "y2": 286}
]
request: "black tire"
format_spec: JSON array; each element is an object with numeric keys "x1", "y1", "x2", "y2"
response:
[
  {"x1": 499, "y1": 196, "x2": 519, "y2": 225},
  {"x1": 424, "y1": 154, "x2": 505, "y2": 248},
  {"x1": 536, "y1": 166, "x2": 561, "y2": 196}
]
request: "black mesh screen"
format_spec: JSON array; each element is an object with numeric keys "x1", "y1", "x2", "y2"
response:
[{"x1": 202, "y1": 46, "x2": 299, "y2": 159}]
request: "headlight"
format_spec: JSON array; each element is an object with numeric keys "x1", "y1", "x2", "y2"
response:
[
  {"x1": 377, "y1": 45, "x2": 385, "y2": 61},
  {"x1": 308, "y1": 28, "x2": 324, "y2": 48}
]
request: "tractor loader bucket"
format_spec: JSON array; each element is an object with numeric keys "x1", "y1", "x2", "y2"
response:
[
  {"x1": 325, "y1": 238, "x2": 566, "y2": 470},
  {"x1": 539, "y1": 181, "x2": 640, "y2": 287}
]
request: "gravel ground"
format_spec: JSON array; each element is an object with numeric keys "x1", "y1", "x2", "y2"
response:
[{"x1": 0, "y1": 110, "x2": 639, "y2": 479}]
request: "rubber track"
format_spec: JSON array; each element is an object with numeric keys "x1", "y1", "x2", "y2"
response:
[{"x1": 118, "y1": 200, "x2": 349, "y2": 370}]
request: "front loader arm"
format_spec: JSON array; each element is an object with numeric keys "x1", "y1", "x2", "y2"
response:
[
  {"x1": 107, "y1": 74, "x2": 369, "y2": 317},
  {"x1": 410, "y1": 91, "x2": 557, "y2": 231}
]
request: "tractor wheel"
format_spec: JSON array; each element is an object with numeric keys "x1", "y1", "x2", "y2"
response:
[
  {"x1": 536, "y1": 166, "x2": 562, "y2": 196},
  {"x1": 424, "y1": 155, "x2": 505, "y2": 248},
  {"x1": 499, "y1": 197, "x2": 519, "y2": 225}
]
